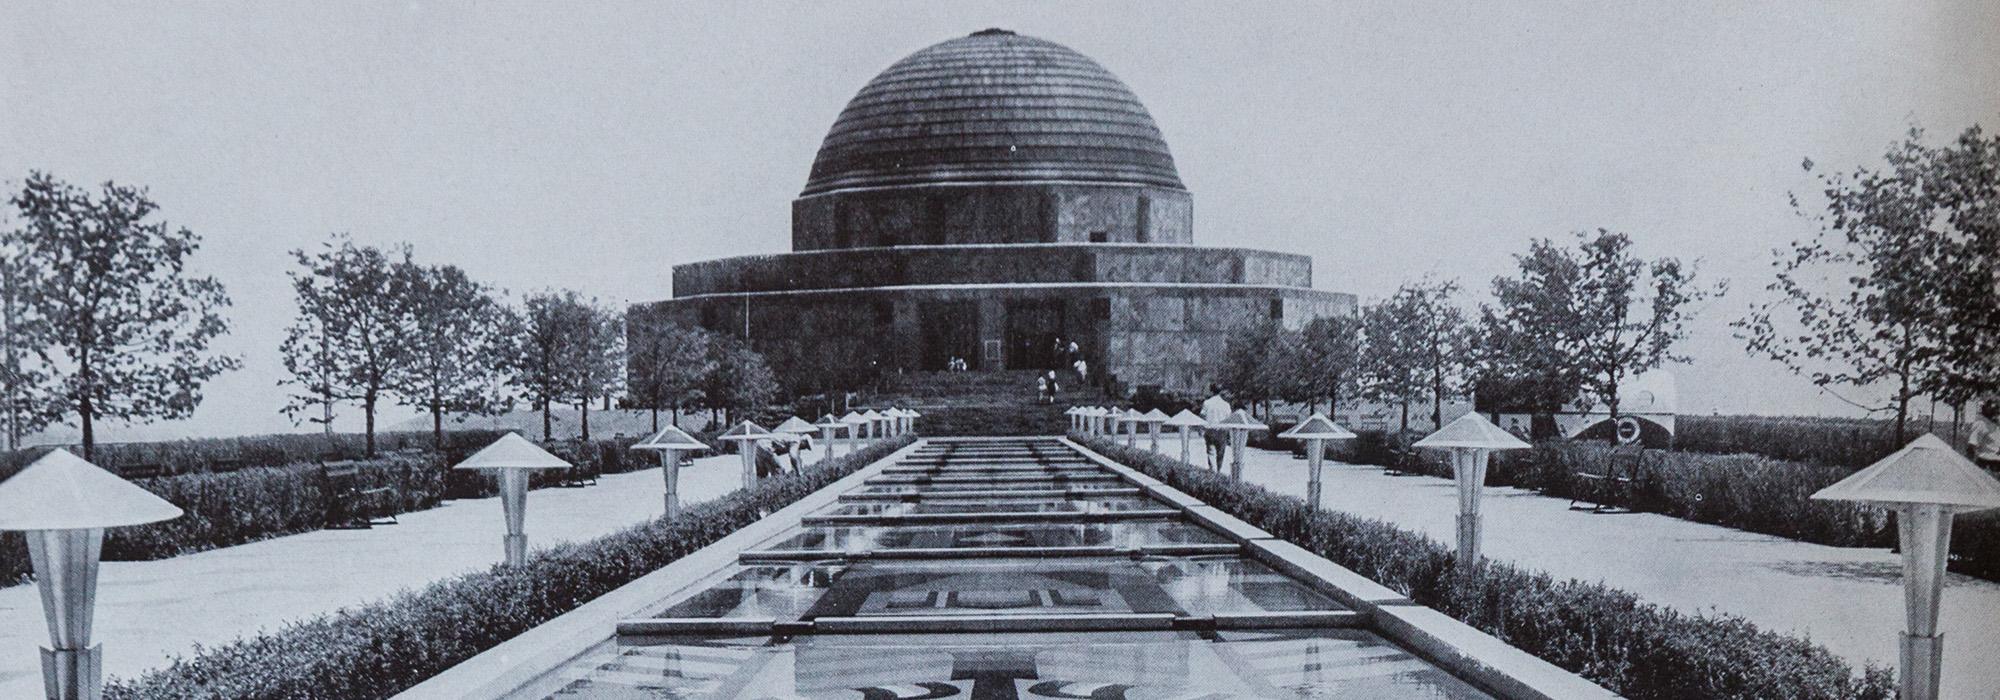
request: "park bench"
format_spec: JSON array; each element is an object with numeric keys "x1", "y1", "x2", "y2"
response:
[
  {"x1": 557, "y1": 442, "x2": 601, "y2": 487},
  {"x1": 118, "y1": 462, "x2": 171, "y2": 481},
  {"x1": 322, "y1": 460, "x2": 399, "y2": 529},
  {"x1": 1569, "y1": 443, "x2": 1645, "y2": 513}
]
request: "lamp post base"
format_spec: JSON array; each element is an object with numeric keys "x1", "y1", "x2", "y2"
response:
[
  {"x1": 504, "y1": 533, "x2": 527, "y2": 567},
  {"x1": 1455, "y1": 512, "x2": 1481, "y2": 571},
  {"x1": 40, "y1": 644, "x2": 100, "y2": 700},
  {"x1": 1900, "y1": 632, "x2": 1943, "y2": 700}
]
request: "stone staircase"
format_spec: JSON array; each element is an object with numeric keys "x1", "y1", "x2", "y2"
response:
[{"x1": 862, "y1": 370, "x2": 1116, "y2": 436}]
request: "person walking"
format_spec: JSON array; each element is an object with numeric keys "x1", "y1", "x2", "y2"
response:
[
  {"x1": 1043, "y1": 370, "x2": 1061, "y2": 404},
  {"x1": 1201, "y1": 385, "x2": 1232, "y2": 471},
  {"x1": 1971, "y1": 399, "x2": 2000, "y2": 472},
  {"x1": 1035, "y1": 373, "x2": 1050, "y2": 405}
]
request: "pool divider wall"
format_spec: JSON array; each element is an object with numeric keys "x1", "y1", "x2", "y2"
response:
[
  {"x1": 393, "y1": 438, "x2": 932, "y2": 700},
  {"x1": 1059, "y1": 437, "x2": 1618, "y2": 700}
]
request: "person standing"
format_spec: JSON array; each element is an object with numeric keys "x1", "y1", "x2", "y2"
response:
[
  {"x1": 1201, "y1": 385, "x2": 1232, "y2": 471},
  {"x1": 1971, "y1": 399, "x2": 2000, "y2": 472}
]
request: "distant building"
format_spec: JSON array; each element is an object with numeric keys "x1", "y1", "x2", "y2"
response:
[{"x1": 629, "y1": 29, "x2": 1353, "y2": 396}]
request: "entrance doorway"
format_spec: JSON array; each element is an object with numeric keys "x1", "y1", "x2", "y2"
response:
[
  {"x1": 919, "y1": 301, "x2": 978, "y2": 371},
  {"x1": 1004, "y1": 300, "x2": 1065, "y2": 370}
]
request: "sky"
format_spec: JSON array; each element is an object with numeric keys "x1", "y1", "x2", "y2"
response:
[{"x1": 2, "y1": 1, "x2": 1997, "y2": 441}]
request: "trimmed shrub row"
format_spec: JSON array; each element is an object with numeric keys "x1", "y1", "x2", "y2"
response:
[
  {"x1": 1081, "y1": 438, "x2": 1896, "y2": 700},
  {"x1": 1675, "y1": 414, "x2": 1957, "y2": 469},
  {"x1": 1324, "y1": 431, "x2": 2000, "y2": 582},
  {"x1": 0, "y1": 432, "x2": 661, "y2": 588},
  {"x1": 102, "y1": 436, "x2": 914, "y2": 700},
  {"x1": 0, "y1": 430, "x2": 510, "y2": 480},
  {"x1": 0, "y1": 455, "x2": 445, "y2": 587}
]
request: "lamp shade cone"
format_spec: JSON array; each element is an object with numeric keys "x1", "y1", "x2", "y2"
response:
[
  {"x1": 840, "y1": 411, "x2": 868, "y2": 425},
  {"x1": 814, "y1": 414, "x2": 846, "y2": 431},
  {"x1": 1812, "y1": 434, "x2": 2000, "y2": 512},
  {"x1": 1414, "y1": 413, "x2": 1530, "y2": 451},
  {"x1": 1139, "y1": 408, "x2": 1170, "y2": 424},
  {"x1": 718, "y1": 420, "x2": 774, "y2": 442},
  {"x1": 1213, "y1": 409, "x2": 1268, "y2": 431},
  {"x1": 452, "y1": 433, "x2": 573, "y2": 470},
  {"x1": 1164, "y1": 409, "x2": 1206, "y2": 429},
  {"x1": 1279, "y1": 413, "x2": 1357, "y2": 441},
  {"x1": 0, "y1": 449, "x2": 183, "y2": 530},
  {"x1": 773, "y1": 416, "x2": 818, "y2": 435},
  {"x1": 632, "y1": 425, "x2": 710, "y2": 452}
]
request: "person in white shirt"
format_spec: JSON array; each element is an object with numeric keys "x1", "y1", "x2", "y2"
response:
[
  {"x1": 1971, "y1": 399, "x2": 2000, "y2": 472},
  {"x1": 1200, "y1": 386, "x2": 1232, "y2": 470}
]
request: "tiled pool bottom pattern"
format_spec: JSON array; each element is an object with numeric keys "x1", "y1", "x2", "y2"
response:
[{"x1": 524, "y1": 439, "x2": 1492, "y2": 700}]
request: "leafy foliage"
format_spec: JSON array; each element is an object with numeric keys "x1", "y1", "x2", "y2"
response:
[
  {"x1": 701, "y1": 332, "x2": 779, "y2": 422},
  {"x1": 626, "y1": 317, "x2": 713, "y2": 425},
  {"x1": 1738, "y1": 125, "x2": 1999, "y2": 441},
  {"x1": 390, "y1": 262, "x2": 510, "y2": 445},
  {"x1": 1485, "y1": 229, "x2": 1716, "y2": 425},
  {"x1": 1083, "y1": 438, "x2": 1895, "y2": 700},
  {"x1": 3, "y1": 172, "x2": 240, "y2": 458},
  {"x1": 280, "y1": 236, "x2": 412, "y2": 455}
]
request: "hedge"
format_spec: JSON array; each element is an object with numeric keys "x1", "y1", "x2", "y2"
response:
[
  {"x1": 0, "y1": 430, "x2": 509, "y2": 480},
  {"x1": 1081, "y1": 438, "x2": 1895, "y2": 700},
  {"x1": 0, "y1": 455, "x2": 444, "y2": 587},
  {"x1": 0, "y1": 434, "x2": 650, "y2": 588},
  {"x1": 1324, "y1": 431, "x2": 2000, "y2": 582},
  {"x1": 102, "y1": 436, "x2": 914, "y2": 700},
  {"x1": 1675, "y1": 414, "x2": 1959, "y2": 469}
]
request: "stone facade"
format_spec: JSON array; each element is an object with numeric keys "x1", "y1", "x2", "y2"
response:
[{"x1": 628, "y1": 29, "x2": 1355, "y2": 397}]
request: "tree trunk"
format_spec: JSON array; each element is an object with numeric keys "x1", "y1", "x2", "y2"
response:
[
  {"x1": 542, "y1": 399, "x2": 553, "y2": 442},
  {"x1": 363, "y1": 393, "x2": 377, "y2": 458},
  {"x1": 79, "y1": 393, "x2": 95, "y2": 462},
  {"x1": 1399, "y1": 400, "x2": 1409, "y2": 436},
  {"x1": 580, "y1": 400, "x2": 591, "y2": 441},
  {"x1": 431, "y1": 402, "x2": 445, "y2": 447},
  {"x1": 651, "y1": 406, "x2": 659, "y2": 432}
]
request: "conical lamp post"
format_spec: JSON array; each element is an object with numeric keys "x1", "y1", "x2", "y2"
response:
[
  {"x1": 1279, "y1": 413, "x2": 1358, "y2": 508},
  {"x1": 1120, "y1": 408, "x2": 1141, "y2": 448},
  {"x1": 0, "y1": 449, "x2": 183, "y2": 700},
  {"x1": 1212, "y1": 409, "x2": 1268, "y2": 479},
  {"x1": 1413, "y1": 414, "x2": 1530, "y2": 572},
  {"x1": 717, "y1": 420, "x2": 774, "y2": 489},
  {"x1": 813, "y1": 414, "x2": 845, "y2": 464},
  {"x1": 630, "y1": 425, "x2": 710, "y2": 521},
  {"x1": 840, "y1": 411, "x2": 869, "y2": 451},
  {"x1": 1811, "y1": 434, "x2": 2000, "y2": 700},
  {"x1": 452, "y1": 433, "x2": 572, "y2": 567},
  {"x1": 1165, "y1": 409, "x2": 1205, "y2": 465},
  {"x1": 861, "y1": 409, "x2": 886, "y2": 440},
  {"x1": 1138, "y1": 408, "x2": 1169, "y2": 452},
  {"x1": 773, "y1": 416, "x2": 818, "y2": 471}
]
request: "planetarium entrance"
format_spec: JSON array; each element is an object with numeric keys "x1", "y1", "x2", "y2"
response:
[
  {"x1": 919, "y1": 301, "x2": 979, "y2": 371},
  {"x1": 1004, "y1": 300, "x2": 1065, "y2": 370}
]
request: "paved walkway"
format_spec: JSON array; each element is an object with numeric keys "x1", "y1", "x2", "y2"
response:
[
  {"x1": 0, "y1": 452, "x2": 759, "y2": 694},
  {"x1": 1144, "y1": 441, "x2": 2000, "y2": 699}
]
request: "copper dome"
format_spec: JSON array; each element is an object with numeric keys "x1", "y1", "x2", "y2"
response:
[{"x1": 802, "y1": 29, "x2": 1184, "y2": 197}]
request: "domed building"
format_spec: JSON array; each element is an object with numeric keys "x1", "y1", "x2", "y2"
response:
[{"x1": 631, "y1": 29, "x2": 1354, "y2": 395}]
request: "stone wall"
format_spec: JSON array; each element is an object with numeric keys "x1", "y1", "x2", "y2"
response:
[
  {"x1": 671, "y1": 244, "x2": 1311, "y2": 296},
  {"x1": 629, "y1": 284, "x2": 1355, "y2": 397},
  {"x1": 792, "y1": 183, "x2": 1192, "y2": 250}
]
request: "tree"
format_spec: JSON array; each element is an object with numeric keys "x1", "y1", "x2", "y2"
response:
[
  {"x1": 628, "y1": 320, "x2": 713, "y2": 431},
  {"x1": 279, "y1": 235, "x2": 412, "y2": 457},
  {"x1": 1739, "y1": 126, "x2": 1997, "y2": 441},
  {"x1": 572, "y1": 300, "x2": 625, "y2": 441},
  {"x1": 701, "y1": 334, "x2": 777, "y2": 424},
  {"x1": 1390, "y1": 280, "x2": 1472, "y2": 428},
  {"x1": 0, "y1": 239, "x2": 52, "y2": 450},
  {"x1": 506, "y1": 290, "x2": 592, "y2": 441},
  {"x1": 1360, "y1": 298, "x2": 1425, "y2": 435},
  {"x1": 4, "y1": 173, "x2": 240, "y2": 459},
  {"x1": 389, "y1": 262, "x2": 508, "y2": 446},
  {"x1": 1490, "y1": 230, "x2": 1715, "y2": 432},
  {"x1": 1211, "y1": 319, "x2": 1292, "y2": 420},
  {"x1": 1292, "y1": 315, "x2": 1363, "y2": 416}
]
